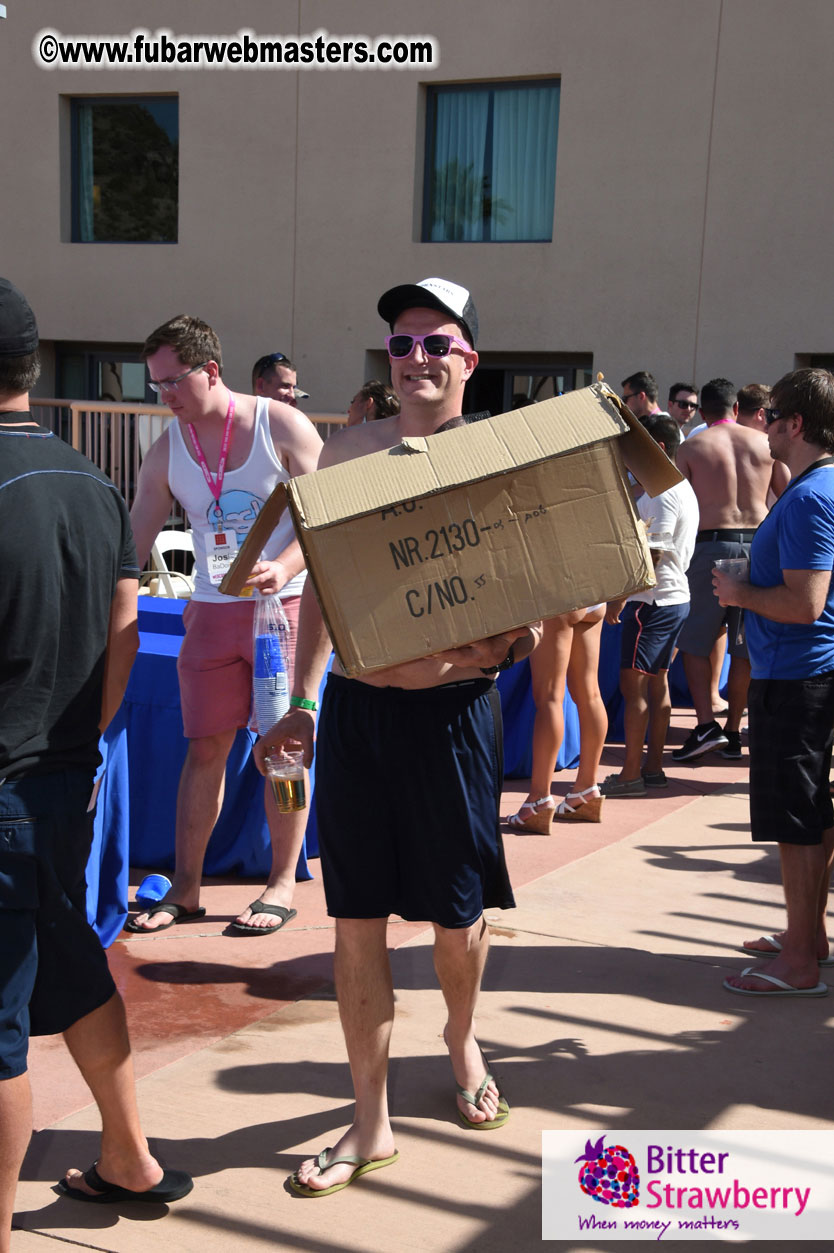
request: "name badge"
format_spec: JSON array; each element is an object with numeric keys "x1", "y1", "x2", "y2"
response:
[{"x1": 206, "y1": 529, "x2": 238, "y2": 585}]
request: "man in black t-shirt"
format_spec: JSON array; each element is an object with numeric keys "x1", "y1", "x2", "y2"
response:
[{"x1": 0, "y1": 278, "x2": 192, "y2": 1230}]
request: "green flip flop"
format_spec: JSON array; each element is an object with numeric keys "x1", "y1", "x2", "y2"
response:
[
  {"x1": 457, "y1": 1072, "x2": 510, "y2": 1130},
  {"x1": 289, "y1": 1146, "x2": 399, "y2": 1197}
]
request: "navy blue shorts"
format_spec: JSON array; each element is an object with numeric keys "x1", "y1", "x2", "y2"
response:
[
  {"x1": 748, "y1": 673, "x2": 834, "y2": 845},
  {"x1": 315, "y1": 674, "x2": 515, "y2": 928},
  {"x1": 0, "y1": 771, "x2": 116, "y2": 1079},
  {"x1": 619, "y1": 601, "x2": 689, "y2": 675}
]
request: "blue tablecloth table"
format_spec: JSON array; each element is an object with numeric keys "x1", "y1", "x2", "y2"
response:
[
  {"x1": 89, "y1": 598, "x2": 316, "y2": 944},
  {"x1": 88, "y1": 606, "x2": 721, "y2": 944}
]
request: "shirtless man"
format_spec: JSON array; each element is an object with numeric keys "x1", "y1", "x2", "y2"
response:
[
  {"x1": 672, "y1": 377, "x2": 789, "y2": 760},
  {"x1": 256, "y1": 277, "x2": 541, "y2": 1196},
  {"x1": 128, "y1": 316, "x2": 322, "y2": 934}
]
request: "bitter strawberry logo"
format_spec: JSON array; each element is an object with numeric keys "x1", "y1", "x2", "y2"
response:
[{"x1": 575, "y1": 1135, "x2": 640, "y2": 1208}]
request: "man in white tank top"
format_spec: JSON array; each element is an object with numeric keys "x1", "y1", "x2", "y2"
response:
[{"x1": 128, "y1": 315, "x2": 322, "y2": 934}]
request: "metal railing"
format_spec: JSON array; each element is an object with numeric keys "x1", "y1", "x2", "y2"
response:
[{"x1": 29, "y1": 399, "x2": 347, "y2": 509}]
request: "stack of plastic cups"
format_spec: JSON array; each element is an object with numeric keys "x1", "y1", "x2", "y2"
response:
[{"x1": 252, "y1": 621, "x2": 289, "y2": 733}]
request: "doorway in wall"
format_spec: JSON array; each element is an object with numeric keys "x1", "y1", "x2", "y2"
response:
[
  {"x1": 56, "y1": 345, "x2": 150, "y2": 403},
  {"x1": 463, "y1": 359, "x2": 594, "y2": 417}
]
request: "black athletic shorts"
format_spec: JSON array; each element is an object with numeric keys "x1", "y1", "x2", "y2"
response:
[
  {"x1": 748, "y1": 673, "x2": 834, "y2": 845},
  {"x1": 314, "y1": 674, "x2": 515, "y2": 928}
]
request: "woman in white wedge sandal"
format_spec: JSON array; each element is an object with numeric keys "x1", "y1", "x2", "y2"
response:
[{"x1": 506, "y1": 605, "x2": 607, "y2": 833}]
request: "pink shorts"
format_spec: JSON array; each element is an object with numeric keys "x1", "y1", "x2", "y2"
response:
[{"x1": 177, "y1": 595, "x2": 300, "y2": 739}]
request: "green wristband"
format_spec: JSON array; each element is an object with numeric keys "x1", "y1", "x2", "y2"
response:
[{"x1": 289, "y1": 696, "x2": 318, "y2": 711}]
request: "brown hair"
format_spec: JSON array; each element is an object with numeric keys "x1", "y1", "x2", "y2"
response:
[
  {"x1": 621, "y1": 371, "x2": 658, "y2": 403},
  {"x1": 737, "y1": 383, "x2": 770, "y2": 414},
  {"x1": 357, "y1": 379, "x2": 400, "y2": 419},
  {"x1": 142, "y1": 314, "x2": 223, "y2": 375},
  {"x1": 771, "y1": 368, "x2": 834, "y2": 453}
]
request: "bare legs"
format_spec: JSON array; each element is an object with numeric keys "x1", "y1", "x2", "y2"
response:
[
  {"x1": 0, "y1": 1073, "x2": 31, "y2": 1253},
  {"x1": 234, "y1": 781, "x2": 307, "y2": 928},
  {"x1": 682, "y1": 652, "x2": 716, "y2": 727},
  {"x1": 615, "y1": 667, "x2": 672, "y2": 780},
  {"x1": 238, "y1": 595, "x2": 306, "y2": 927},
  {"x1": 708, "y1": 633, "x2": 728, "y2": 713},
  {"x1": 294, "y1": 914, "x2": 494, "y2": 1192},
  {"x1": 618, "y1": 669, "x2": 650, "y2": 781},
  {"x1": 725, "y1": 656, "x2": 750, "y2": 736},
  {"x1": 645, "y1": 670, "x2": 673, "y2": 774},
  {"x1": 130, "y1": 730, "x2": 234, "y2": 930},
  {"x1": 522, "y1": 608, "x2": 605, "y2": 808},
  {"x1": 294, "y1": 918, "x2": 396, "y2": 1192},
  {"x1": 526, "y1": 616, "x2": 574, "y2": 801},
  {"x1": 728, "y1": 828, "x2": 834, "y2": 991},
  {"x1": 434, "y1": 917, "x2": 500, "y2": 1123},
  {"x1": 59, "y1": 993, "x2": 167, "y2": 1198},
  {"x1": 565, "y1": 609, "x2": 607, "y2": 793},
  {"x1": 130, "y1": 729, "x2": 303, "y2": 931},
  {"x1": 683, "y1": 643, "x2": 748, "y2": 732}
]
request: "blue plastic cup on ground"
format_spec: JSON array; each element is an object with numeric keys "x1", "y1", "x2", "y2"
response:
[{"x1": 135, "y1": 873, "x2": 172, "y2": 905}]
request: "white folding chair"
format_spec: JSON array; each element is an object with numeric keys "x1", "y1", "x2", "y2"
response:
[
  {"x1": 136, "y1": 411, "x2": 174, "y2": 460},
  {"x1": 138, "y1": 529, "x2": 195, "y2": 598}
]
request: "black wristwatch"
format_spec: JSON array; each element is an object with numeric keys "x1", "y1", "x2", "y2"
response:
[{"x1": 481, "y1": 643, "x2": 515, "y2": 676}]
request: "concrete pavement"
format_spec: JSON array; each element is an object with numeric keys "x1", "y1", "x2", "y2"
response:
[{"x1": 13, "y1": 716, "x2": 834, "y2": 1251}]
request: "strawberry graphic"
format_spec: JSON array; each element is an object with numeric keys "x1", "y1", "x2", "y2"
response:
[{"x1": 575, "y1": 1135, "x2": 639, "y2": 1208}]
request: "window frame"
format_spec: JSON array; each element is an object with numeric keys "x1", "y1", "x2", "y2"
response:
[
  {"x1": 70, "y1": 94, "x2": 179, "y2": 244},
  {"x1": 422, "y1": 77, "x2": 560, "y2": 244}
]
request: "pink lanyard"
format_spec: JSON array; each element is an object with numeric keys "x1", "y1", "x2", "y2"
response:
[{"x1": 187, "y1": 393, "x2": 235, "y2": 528}]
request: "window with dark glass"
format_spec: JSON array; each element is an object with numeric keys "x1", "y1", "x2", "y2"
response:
[
  {"x1": 71, "y1": 96, "x2": 178, "y2": 242},
  {"x1": 423, "y1": 80, "x2": 560, "y2": 242}
]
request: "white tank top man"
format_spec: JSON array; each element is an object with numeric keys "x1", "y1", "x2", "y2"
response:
[{"x1": 128, "y1": 315, "x2": 322, "y2": 935}]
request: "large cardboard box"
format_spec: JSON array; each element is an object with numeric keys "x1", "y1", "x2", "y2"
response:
[{"x1": 227, "y1": 382, "x2": 682, "y2": 677}]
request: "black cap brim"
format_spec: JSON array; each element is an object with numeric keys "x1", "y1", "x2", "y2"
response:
[{"x1": 377, "y1": 281, "x2": 478, "y2": 347}]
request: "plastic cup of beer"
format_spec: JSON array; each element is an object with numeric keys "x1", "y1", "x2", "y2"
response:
[
  {"x1": 713, "y1": 557, "x2": 749, "y2": 578},
  {"x1": 265, "y1": 751, "x2": 306, "y2": 813},
  {"x1": 713, "y1": 557, "x2": 749, "y2": 645}
]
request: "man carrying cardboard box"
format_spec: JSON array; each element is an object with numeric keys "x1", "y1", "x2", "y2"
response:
[{"x1": 256, "y1": 278, "x2": 542, "y2": 1195}]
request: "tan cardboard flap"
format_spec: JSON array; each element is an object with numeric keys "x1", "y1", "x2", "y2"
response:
[
  {"x1": 289, "y1": 383, "x2": 633, "y2": 529},
  {"x1": 219, "y1": 482, "x2": 288, "y2": 597},
  {"x1": 602, "y1": 386, "x2": 683, "y2": 496},
  {"x1": 218, "y1": 379, "x2": 673, "y2": 673}
]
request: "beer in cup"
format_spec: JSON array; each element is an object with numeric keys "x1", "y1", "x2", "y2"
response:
[{"x1": 265, "y1": 750, "x2": 306, "y2": 813}]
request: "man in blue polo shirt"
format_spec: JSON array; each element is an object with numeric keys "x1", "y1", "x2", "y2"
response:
[{"x1": 714, "y1": 368, "x2": 834, "y2": 998}]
